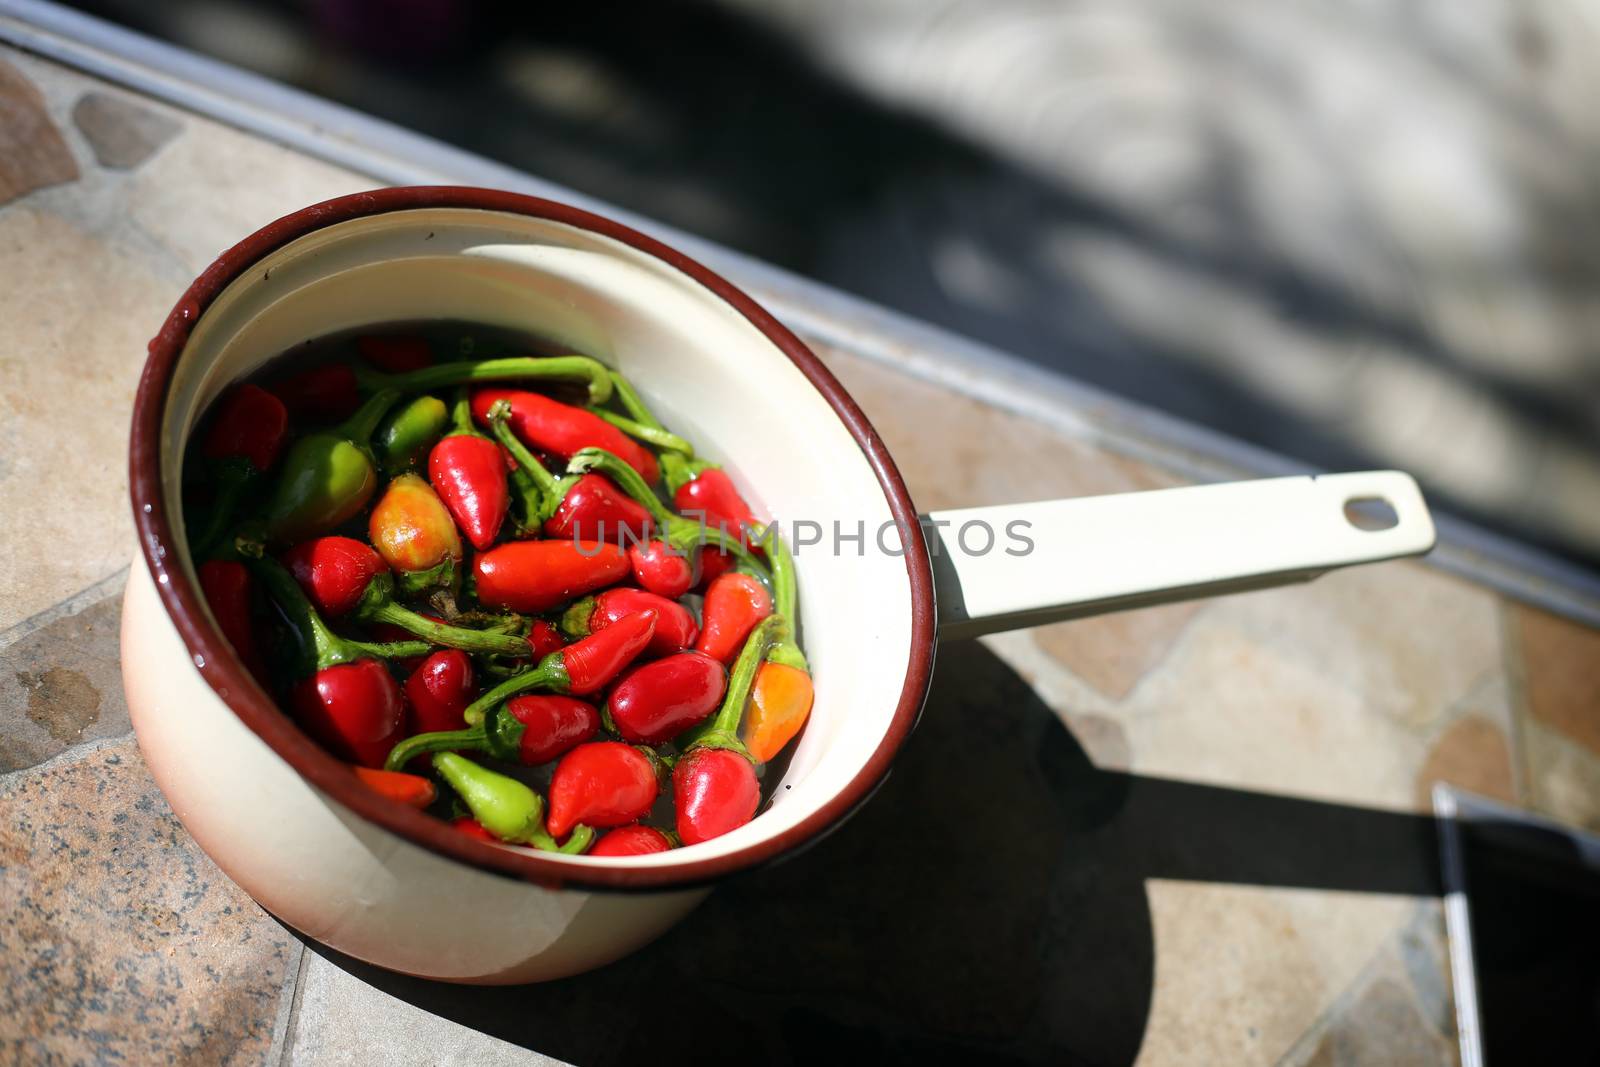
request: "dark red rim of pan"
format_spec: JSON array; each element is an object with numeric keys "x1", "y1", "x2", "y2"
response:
[{"x1": 129, "y1": 186, "x2": 936, "y2": 892}]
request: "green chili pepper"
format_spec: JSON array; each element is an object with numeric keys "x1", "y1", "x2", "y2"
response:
[
  {"x1": 265, "y1": 389, "x2": 400, "y2": 543},
  {"x1": 245, "y1": 553, "x2": 434, "y2": 674},
  {"x1": 432, "y1": 752, "x2": 594, "y2": 853},
  {"x1": 374, "y1": 394, "x2": 450, "y2": 474}
]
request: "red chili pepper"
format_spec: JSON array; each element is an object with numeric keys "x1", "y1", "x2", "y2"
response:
[
  {"x1": 695, "y1": 572, "x2": 773, "y2": 664},
  {"x1": 543, "y1": 473, "x2": 653, "y2": 543},
  {"x1": 695, "y1": 546, "x2": 735, "y2": 593},
  {"x1": 562, "y1": 447, "x2": 755, "y2": 574},
  {"x1": 382, "y1": 612, "x2": 656, "y2": 770},
  {"x1": 483, "y1": 400, "x2": 654, "y2": 543},
  {"x1": 357, "y1": 334, "x2": 434, "y2": 374},
  {"x1": 197, "y1": 559, "x2": 268, "y2": 682},
  {"x1": 589, "y1": 825, "x2": 674, "y2": 856},
  {"x1": 473, "y1": 540, "x2": 630, "y2": 614},
  {"x1": 291, "y1": 659, "x2": 406, "y2": 768},
  {"x1": 562, "y1": 588, "x2": 698, "y2": 657},
  {"x1": 526, "y1": 619, "x2": 568, "y2": 659},
  {"x1": 472, "y1": 388, "x2": 659, "y2": 484},
  {"x1": 284, "y1": 536, "x2": 385, "y2": 617},
  {"x1": 352, "y1": 765, "x2": 437, "y2": 808},
  {"x1": 270, "y1": 363, "x2": 360, "y2": 423},
  {"x1": 628, "y1": 540, "x2": 696, "y2": 598},
  {"x1": 606, "y1": 651, "x2": 727, "y2": 745},
  {"x1": 452, "y1": 816, "x2": 498, "y2": 842},
  {"x1": 674, "y1": 467, "x2": 758, "y2": 547},
  {"x1": 673, "y1": 747, "x2": 759, "y2": 845},
  {"x1": 200, "y1": 384, "x2": 288, "y2": 473},
  {"x1": 404, "y1": 650, "x2": 477, "y2": 736},
  {"x1": 285, "y1": 536, "x2": 527, "y2": 657},
  {"x1": 190, "y1": 385, "x2": 291, "y2": 554},
  {"x1": 427, "y1": 392, "x2": 509, "y2": 551},
  {"x1": 672, "y1": 613, "x2": 791, "y2": 844},
  {"x1": 247, "y1": 557, "x2": 433, "y2": 767},
  {"x1": 559, "y1": 610, "x2": 658, "y2": 694},
  {"x1": 503, "y1": 695, "x2": 600, "y2": 764},
  {"x1": 384, "y1": 692, "x2": 601, "y2": 769},
  {"x1": 546, "y1": 742, "x2": 659, "y2": 839}
]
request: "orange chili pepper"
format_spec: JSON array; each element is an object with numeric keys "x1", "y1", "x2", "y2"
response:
[
  {"x1": 352, "y1": 765, "x2": 437, "y2": 808},
  {"x1": 742, "y1": 660, "x2": 815, "y2": 763}
]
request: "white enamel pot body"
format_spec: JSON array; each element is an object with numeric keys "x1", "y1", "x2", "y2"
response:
[{"x1": 122, "y1": 188, "x2": 1436, "y2": 984}]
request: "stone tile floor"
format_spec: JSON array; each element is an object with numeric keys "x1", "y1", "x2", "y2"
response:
[{"x1": 2, "y1": 42, "x2": 1597, "y2": 1066}]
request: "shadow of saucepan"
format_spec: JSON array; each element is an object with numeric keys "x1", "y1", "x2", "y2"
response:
[{"x1": 295, "y1": 639, "x2": 1439, "y2": 1065}]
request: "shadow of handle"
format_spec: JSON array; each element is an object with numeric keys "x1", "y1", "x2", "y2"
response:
[
  {"x1": 1103, "y1": 771, "x2": 1445, "y2": 897},
  {"x1": 926, "y1": 471, "x2": 1437, "y2": 639}
]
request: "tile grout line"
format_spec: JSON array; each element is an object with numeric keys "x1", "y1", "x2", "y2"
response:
[
  {"x1": 0, "y1": 729, "x2": 135, "y2": 784},
  {"x1": 0, "y1": 565, "x2": 129, "y2": 653},
  {"x1": 268, "y1": 938, "x2": 311, "y2": 1067},
  {"x1": 1268, "y1": 936, "x2": 1449, "y2": 1067}
]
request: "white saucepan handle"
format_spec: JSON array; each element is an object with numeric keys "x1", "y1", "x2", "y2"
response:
[{"x1": 925, "y1": 471, "x2": 1436, "y2": 639}]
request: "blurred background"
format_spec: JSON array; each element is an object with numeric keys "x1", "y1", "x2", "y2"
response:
[{"x1": 64, "y1": 0, "x2": 1600, "y2": 570}]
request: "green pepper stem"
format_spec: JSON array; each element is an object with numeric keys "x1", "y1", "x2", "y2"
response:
[
  {"x1": 535, "y1": 824, "x2": 594, "y2": 854},
  {"x1": 461, "y1": 655, "x2": 566, "y2": 727},
  {"x1": 468, "y1": 614, "x2": 527, "y2": 635},
  {"x1": 565, "y1": 449, "x2": 765, "y2": 571},
  {"x1": 761, "y1": 527, "x2": 808, "y2": 671},
  {"x1": 337, "y1": 388, "x2": 402, "y2": 447},
  {"x1": 585, "y1": 407, "x2": 693, "y2": 456},
  {"x1": 350, "y1": 636, "x2": 435, "y2": 658},
  {"x1": 447, "y1": 388, "x2": 479, "y2": 437},
  {"x1": 766, "y1": 527, "x2": 797, "y2": 622},
  {"x1": 362, "y1": 599, "x2": 530, "y2": 657},
  {"x1": 559, "y1": 597, "x2": 596, "y2": 639},
  {"x1": 486, "y1": 399, "x2": 560, "y2": 496},
  {"x1": 565, "y1": 447, "x2": 675, "y2": 526},
  {"x1": 395, "y1": 557, "x2": 457, "y2": 599},
  {"x1": 767, "y1": 641, "x2": 809, "y2": 671},
  {"x1": 607, "y1": 370, "x2": 664, "y2": 431},
  {"x1": 688, "y1": 614, "x2": 787, "y2": 755},
  {"x1": 355, "y1": 356, "x2": 614, "y2": 406},
  {"x1": 660, "y1": 452, "x2": 717, "y2": 498},
  {"x1": 674, "y1": 519, "x2": 767, "y2": 580},
  {"x1": 383, "y1": 725, "x2": 487, "y2": 771}
]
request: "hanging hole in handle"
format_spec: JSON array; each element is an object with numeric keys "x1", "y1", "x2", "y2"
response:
[{"x1": 1344, "y1": 496, "x2": 1400, "y2": 531}]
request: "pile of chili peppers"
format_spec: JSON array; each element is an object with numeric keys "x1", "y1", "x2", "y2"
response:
[{"x1": 184, "y1": 328, "x2": 814, "y2": 857}]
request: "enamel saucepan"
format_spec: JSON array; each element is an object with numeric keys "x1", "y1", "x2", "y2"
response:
[{"x1": 122, "y1": 187, "x2": 1436, "y2": 982}]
